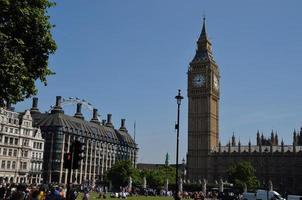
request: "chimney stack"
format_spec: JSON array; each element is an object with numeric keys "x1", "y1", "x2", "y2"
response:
[
  {"x1": 6, "y1": 100, "x2": 11, "y2": 110},
  {"x1": 51, "y1": 96, "x2": 64, "y2": 114},
  {"x1": 90, "y1": 108, "x2": 100, "y2": 124},
  {"x1": 119, "y1": 119, "x2": 127, "y2": 132},
  {"x1": 74, "y1": 103, "x2": 84, "y2": 120},
  {"x1": 102, "y1": 120, "x2": 106, "y2": 126},
  {"x1": 105, "y1": 114, "x2": 114, "y2": 128},
  {"x1": 30, "y1": 97, "x2": 40, "y2": 113}
]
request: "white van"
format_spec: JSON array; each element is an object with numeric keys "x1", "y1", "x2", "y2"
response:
[
  {"x1": 243, "y1": 190, "x2": 285, "y2": 200},
  {"x1": 287, "y1": 195, "x2": 302, "y2": 200}
]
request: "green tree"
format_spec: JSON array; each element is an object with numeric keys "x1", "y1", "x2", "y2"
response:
[
  {"x1": 228, "y1": 161, "x2": 260, "y2": 190},
  {"x1": 0, "y1": 0, "x2": 57, "y2": 106},
  {"x1": 141, "y1": 165, "x2": 176, "y2": 189},
  {"x1": 106, "y1": 160, "x2": 138, "y2": 190}
]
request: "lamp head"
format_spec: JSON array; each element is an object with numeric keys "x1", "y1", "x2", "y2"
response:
[{"x1": 175, "y1": 89, "x2": 184, "y2": 105}]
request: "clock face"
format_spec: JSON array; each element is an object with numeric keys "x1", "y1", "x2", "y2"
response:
[
  {"x1": 213, "y1": 75, "x2": 219, "y2": 90},
  {"x1": 193, "y1": 74, "x2": 205, "y2": 87}
]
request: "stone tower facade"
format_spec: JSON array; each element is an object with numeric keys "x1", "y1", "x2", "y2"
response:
[{"x1": 187, "y1": 18, "x2": 220, "y2": 180}]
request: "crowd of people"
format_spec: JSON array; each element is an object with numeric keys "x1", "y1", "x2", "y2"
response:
[
  {"x1": 0, "y1": 182, "x2": 245, "y2": 200},
  {"x1": 0, "y1": 183, "x2": 82, "y2": 200},
  {"x1": 181, "y1": 190, "x2": 241, "y2": 200}
]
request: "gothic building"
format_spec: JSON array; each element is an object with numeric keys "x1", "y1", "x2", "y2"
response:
[
  {"x1": 30, "y1": 96, "x2": 138, "y2": 184},
  {"x1": 187, "y1": 19, "x2": 302, "y2": 194}
]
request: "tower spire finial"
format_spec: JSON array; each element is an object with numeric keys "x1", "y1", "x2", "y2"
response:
[{"x1": 200, "y1": 16, "x2": 207, "y2": 39}]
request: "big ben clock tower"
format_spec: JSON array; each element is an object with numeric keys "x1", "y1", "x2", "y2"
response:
[{"x1": 187, "y1": 18, "x2": 220, "y2": 180}]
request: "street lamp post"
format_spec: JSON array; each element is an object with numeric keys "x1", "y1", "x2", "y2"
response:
[
  {"x1": 175, "y1": 89, "x2": 183, "y2": 200},
  {"x1": 264, "y1": 148, "x2": 269, "y2": 200}
]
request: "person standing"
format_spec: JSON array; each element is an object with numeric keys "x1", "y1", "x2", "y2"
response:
[{"x1": 82, "y1": 188, "x2": 89, "y2": 200}]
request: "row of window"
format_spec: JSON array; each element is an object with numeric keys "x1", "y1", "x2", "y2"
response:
[
  {"x1": 0, "y1": 117, "x2": 31, "y2": 128},
  {"x1": 0, "y1": 126, "x2": 19, "y2": 134},
  {"x1": 3, "y1": 136, "x2": 19, "y2": 145},
  {"x1": 0, "y1": 148, "x2": 18, "y2": 157},
  {"x1": 32, "y1": 152, "x2": 42, "y2": 159},
  {"x1": 1, "y1": 160, "x2": 17, "y2": 170},
  {"x1": 0, "y1": 148, "x2": 42, "y2": 159},
  {"x1": 0, "y1": 126, "x2": 32, "y2": 136},
  {"x1": 33, "y1": 142, "x2": 43, "y2": 150},
  {"x1": 31, "y1": 163, "x2": 42, "y2": 171},
  {"x1": 0, "y1": 116, "x2": 19, "y2": 125},
  {"x1": 1, "y1": 136, "x2": 30, "y2": 147}
]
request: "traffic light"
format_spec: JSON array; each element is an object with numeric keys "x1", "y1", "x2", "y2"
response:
[
  {"x1": 72, "y1": 140, "x2": 85, "y2": 169},
  {"x1": 63, "y1": 152, "x2": 72, "y2": 169}
]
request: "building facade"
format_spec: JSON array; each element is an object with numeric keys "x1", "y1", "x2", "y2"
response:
[
  {"x1": 30, "y1": 96, "x2": 138, "y2": 184},
  {"x1": 187, "y1": 19, "x2": 302, "y2": 194},
  {"x1": 0, "y1": 107, "x2": 44, "y2": 184}
]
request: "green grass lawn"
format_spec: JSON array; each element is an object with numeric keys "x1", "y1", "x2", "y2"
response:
[{"x1": 76, "y1": 192, "x2": 175, "y2": 200}]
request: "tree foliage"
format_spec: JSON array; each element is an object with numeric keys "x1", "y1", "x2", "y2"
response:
[
  {"x1": 0, "y1": 0, "x2": 57, "y2": 106},
  {"x1": 106, "y1": 160, "x2": 137, "y2": 190},
  {"x1": 228, "y1": 161, "x2": 260, "y2": 190},
  {"x1": 106, "y1": 161, "x2": 176, "y2": 190},
  {"x1": 142, "y1": 166, "x2": 176, "y2": 189}
]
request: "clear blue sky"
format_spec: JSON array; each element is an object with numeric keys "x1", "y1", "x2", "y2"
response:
[{"x1": 16, "y1": 0, "x2": 302, "y2": 164}]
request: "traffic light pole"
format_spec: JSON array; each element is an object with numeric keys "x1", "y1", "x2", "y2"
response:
[{"x1": 66, "y1": 142, "x2": 75, "y2": 200}]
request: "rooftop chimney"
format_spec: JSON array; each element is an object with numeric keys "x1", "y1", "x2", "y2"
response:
[
  {"x1": 102, "y1": 120, "x2": 106, "y2": 126},
  {"x1": 51, "y1": 96, "x2": 64, "y2": 114},
  {"x1": 6, "y1": 100, "x2": 11, "y2": 110},
  {"x1": 74, "y1": 103, "x2": 84, "y2": 120},
  {"x1": 105, "y1": 114, "x2": 114, "y2": 128},
  {"x1": 30, "y1": 97, "x2": 40, "y2": 113},
  {"x1": 119, "y1": 119, "x2": 127, "y2": 132},
  {"x1": 90, "y1": 108, "x2": 100, "y2": 124}
]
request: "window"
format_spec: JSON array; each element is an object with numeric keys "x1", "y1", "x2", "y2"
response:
[
  {"x1": 4, "y1": 137, "x2": 8, "y2": 144},
  {"x1": 5, "y1": 127, "x2": 8, "y2": 132},
  {"x1": 3, "y1": 148, "x2": 7, "y2": 156},
  {"x1": 6, "y1": 161, "x2": 10, "y2": 169},
  {"x1": 32, "y1": 152, "x2": 35, "y2": 159},
  {"x1": 14, "y1": 129, "x2": 18, "y2": 134},
  {"x1": 13, "y1": 150, "x2": 17, "y2": 157},
  {"x1": 9, "y1": 128, "x2": 13, "y2": 133},
  {"x1": 1, "y1": 161, "x2": 5, "y2": 169},
  {"x1": 23, "y1": 139, "x2": 29, "y2": 147},
  {"x1": 9, "y1": 138, "x2": 13, "y2": 145},
  {"x1": 24, "y1": 151, "x2": 28, "y2": 157},
  {"x1": 12, "y1": 161, "x2": 16, "y2": 169},
  {"x1": 8, "y1": 149, "x2": 12, "y2": 156},
  {"x1": 14, "y1": 138, "x2": 18, "y2": 145},
  {"x1": 22, "y1": 162, "x2": 27, "y2": 170}
]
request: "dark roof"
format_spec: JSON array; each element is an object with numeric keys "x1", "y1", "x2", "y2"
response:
[{"x1": 31, "y1": 112, "x2": 136, "y2": 148}]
